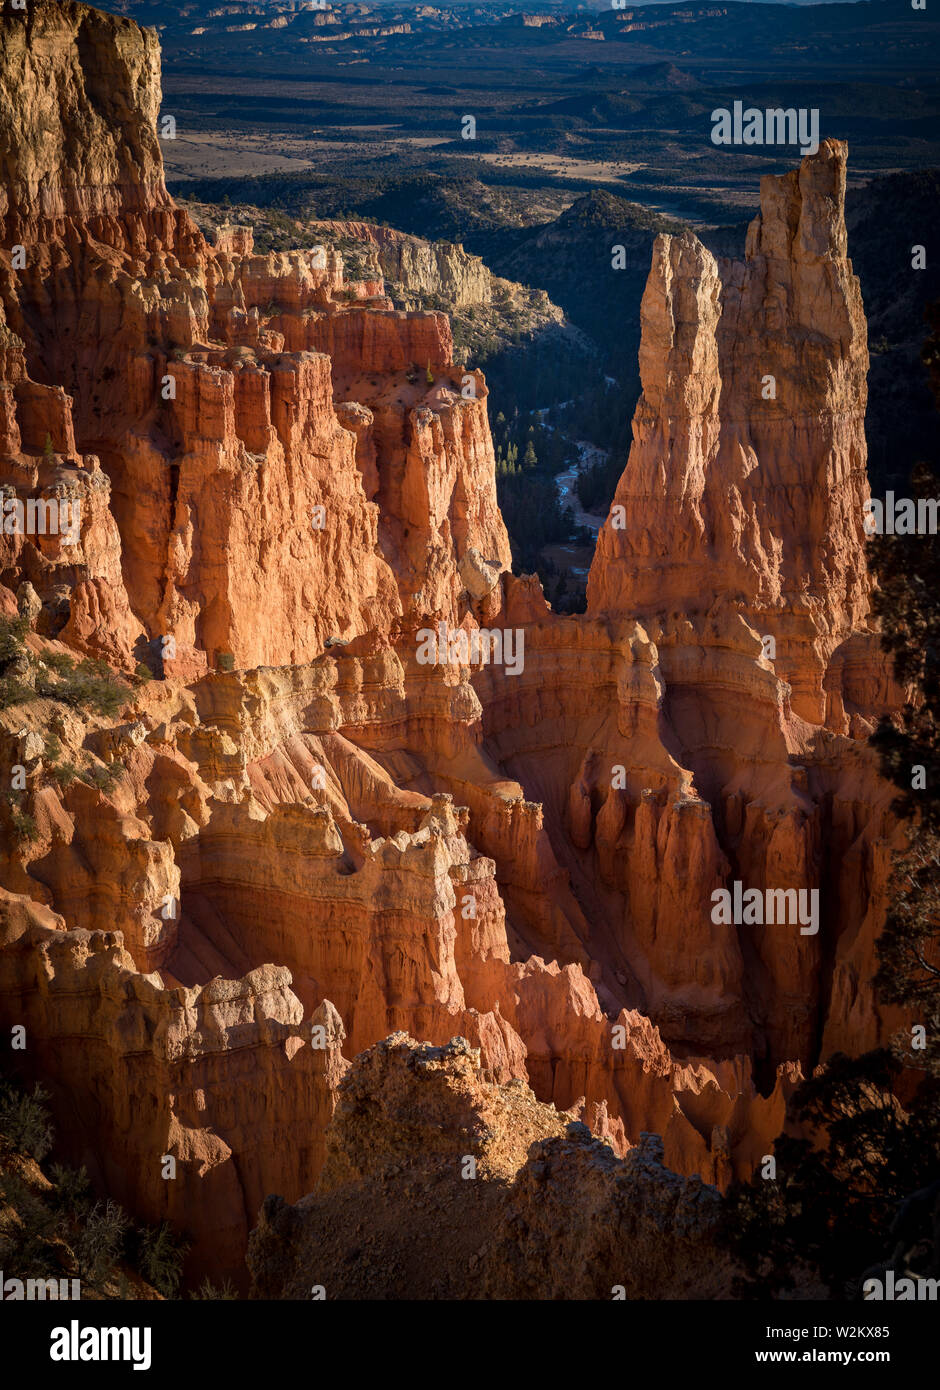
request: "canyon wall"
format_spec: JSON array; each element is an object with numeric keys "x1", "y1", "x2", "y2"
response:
[
  {"x1": 316, "y1": 222, "x2": 495, "y2": 310},
  {"x1": 0, "y1": 0, "x2": 905, "y2": 1289}
]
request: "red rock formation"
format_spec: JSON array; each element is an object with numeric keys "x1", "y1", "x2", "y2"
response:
[
  {"x1": 589, "y1": 143, "x2": 875, "y2": 728},
  {"x1": 0, "y1": 0, "x2": 910, "y2": 1290},
  {"x1": 0, "y1": 1, "x2": 509, "y2": 675},
  {"x1": 0, "y1": 890, "x2": 347, "y2": 1287}
]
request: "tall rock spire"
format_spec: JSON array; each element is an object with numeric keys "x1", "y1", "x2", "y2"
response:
[{"x1": 588, "y1": 139, "x2": 871, "y2": 726}]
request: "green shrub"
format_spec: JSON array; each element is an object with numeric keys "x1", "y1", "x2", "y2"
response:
[
  {"x1": 1, "y1": 630, "x2": 131, "y2": 717},
  {"x1": 0, "y1": 614, "x2": 29, "y2": 667},
  {"x1": 0, "y1": 676, "x2": 33, "y2": 710},
  {"x1": 0, "y1": 1080, "x2": 54, "y2": 1161},
  {"x1": 137, "y1": 1222, "x2": 189, "y2": 1298},
  {"x1": 0, "y1": 615, "x2": 37, "y2": 708},
  {"x1": 50, "y1": 762, "x2": 81, "y2": 790},
  {"x1": 0, "y1": 1172, "x2": 58, "y2": 1276},
  {"x1": 9, "y1": 805, "x2": 38, "y2": 841},
  {"x1": 74, "y1": 1200, "x2": 130, "y2": 1292},
  {"x1": 42, "y1": 650, "x2": 75, "y2": 675},
  {"x1": 43, "y1": 736, "x2": 82, "y2": 791},
  {"x1": 5, "y1": 795, "x2": 39, "y2": 843},
  {"x1": 35, "y1": 656, "x2": 130, "y2": 718},
  {"x1": 189, "y1": 1277, "x2": 238, "y2": 1300},
  {"x1": 49, "y1": 1163, "x2": 92, "y2": 1219},
  {"x1": 0, "y1": 1098, "x2": 154, "y2": 1298},
  {"x1": 81, "y1": 761, "x2": 124, "y2": 794}
]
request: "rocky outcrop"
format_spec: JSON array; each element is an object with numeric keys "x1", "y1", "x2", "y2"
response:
[
  {"x1": 0, "y1": 889, "x2": 347, "y2": 1286},
  {"x1": 309, "y1": 218, "x2": 572, "y2": 366},
  {"x1": 588, "y1": 141, "x2": 875, "y2": 728},
  {"x1": 577, "y1": 142, "x2": 905, "y2": 1064},
  {"x1": 246, "y1": 1033, "x2": 733, "y2": 1300},
  {"x1": 0, "y1": 1, "x2": 909, "y2": 1294},
  {"x1": 318, "y1": 222, "x2": 494, "y2": 310}
]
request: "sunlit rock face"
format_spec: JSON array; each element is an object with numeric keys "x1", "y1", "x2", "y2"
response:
[
  {"x1": 0, "y1": 1, "x2": 907, "y2": 1286},
  {"x1": 589, "y1": 140, "x2": 874, "y2": 729}
]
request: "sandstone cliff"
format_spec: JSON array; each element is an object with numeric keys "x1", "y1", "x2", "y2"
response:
[
  {"x1": 0, "y1": 0, "x2": 907, "y2": 1292},
  {"x1": 316, "y1": 222, "x2": 496, "y2": 310},
  {"x1": 0, "y1": 0, "x2": 511, "y2": 676},
  {"x1": 303, "y1": 218, "x2": 574, "y2": 370}
]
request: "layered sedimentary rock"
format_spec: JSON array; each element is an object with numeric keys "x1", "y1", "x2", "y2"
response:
[
  {"x1": 575, "y1": 140, "x2": 904, "y2": 1067},
  {"x1": 308, "y1": 218, "x2": 568, "y2": 354},
  {"x1": 589, "y1": 142, "x2": 874, "y2": 727},
  {"x1": 0, "y1": 0, "x2": 908, "y2": 1291},
  {"x1": 318, "y1": 222, "x2": 496, "y2": 310},
  {"x1": 0, "y1": 1, "x2": 510, "y2": 676},
  {"x1": 0, "y1": 889, "x2": 348, "y2": 1285}
]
